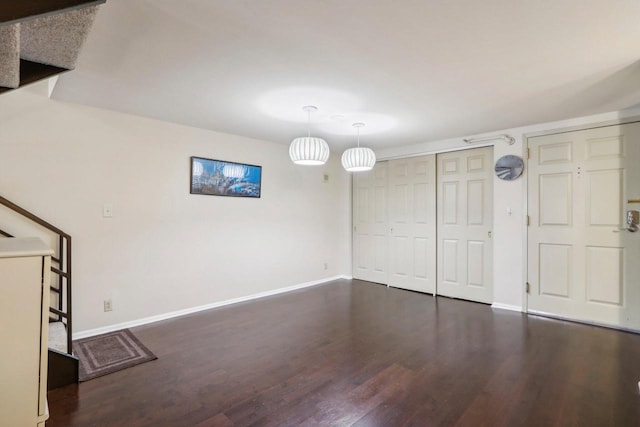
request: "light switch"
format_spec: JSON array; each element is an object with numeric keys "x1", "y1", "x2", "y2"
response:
[{"x1": 103, "y1": 204, "x2": 113, "y2": 218}]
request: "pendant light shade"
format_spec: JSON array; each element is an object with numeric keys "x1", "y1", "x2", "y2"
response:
[
  {"x1": 289, "y1": 106, "x2": 330, "y2": 166},
  {"x1": 289, "y1": 136, "x2": 330, "y2": 165},
  {"x1": 342, "y1": 122, "x2": 376, "y2": 172},
  {"x1": 341, "y1": 147, "x2": 376, "y2": 172}
]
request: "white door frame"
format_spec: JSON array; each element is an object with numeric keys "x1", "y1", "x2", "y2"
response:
[{"x1": 522, "y1": 116, "x2": 640, "y2": 331}]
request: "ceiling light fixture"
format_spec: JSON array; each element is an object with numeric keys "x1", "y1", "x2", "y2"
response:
[
  {"x1": 289, "y1": 106, "x2": 330, "y2": 165},
  {"x1": 342, "y1": 123, "x2": 376, "y2": 172}
]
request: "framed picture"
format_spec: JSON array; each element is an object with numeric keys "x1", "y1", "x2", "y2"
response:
[{"x1": 190, "y1": 156, "x2": 262, "y2": 198}]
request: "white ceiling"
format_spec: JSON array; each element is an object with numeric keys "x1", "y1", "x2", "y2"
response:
[{"x1": 52, "y1": 0, "x2": 640, "y2": 150}]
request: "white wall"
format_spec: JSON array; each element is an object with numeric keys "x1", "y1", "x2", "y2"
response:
[
  {"x1": 0, "y1": 83, "x2": 352, "y2": 334},
  {"x1": 2, "y1": 80, "x2": 638, "y2": 332},
  {"x1": 377, "y1": 107, "x2": 640, "y2": 311}
]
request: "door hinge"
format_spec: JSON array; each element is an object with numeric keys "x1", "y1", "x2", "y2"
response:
[
  {"x1": 526, "y1": 215, "x2": 530, "y2": 226},
  {"x1": 526, "y1": 282, "x2": 530, "y2": 293},
  {"x1": 526, "y1": 147, "x2": 530, "y2": 159}
]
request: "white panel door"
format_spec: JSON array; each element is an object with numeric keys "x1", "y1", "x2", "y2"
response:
[
  {"x1": 387, "y1": 155, "x2": 436, "y2": 293},
  {"x1": 527, "y1": 123, "x2": 640, "y2": 329},
  {"x1": 437, "y1": 147, "x2": 493, "y2": 303},
  {"x1": 353, "y1": 161, "x2": 388, "y2": 284}
]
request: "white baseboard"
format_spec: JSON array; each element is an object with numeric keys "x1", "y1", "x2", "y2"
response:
[
  {"x1": 528, "y1": 310, "x2": 640, "y2": 334},
  {"x1": 491, "y1": 303, "x2": 523, "y2": 313},
  {"x1": 73, "y1": 275, "x2": 350, "y2": 340}
]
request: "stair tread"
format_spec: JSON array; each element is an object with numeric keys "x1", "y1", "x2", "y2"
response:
[{"x1": 48, "y1": 321, "x2": 68, "y2": 353}]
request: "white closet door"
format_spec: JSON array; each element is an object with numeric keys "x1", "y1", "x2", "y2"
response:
[
  {"x1": 388, "y1": 155, "x2": 436, "y2": 293},
  {"x1": 527, "y1": 123, "x2": 640, "y2": 330},
  {"x1": 437, "y1": 147, "x2": 493, "y2": 303},
  {"x1": 353, "y1": 161, "x2": 388, "y2": 284}
]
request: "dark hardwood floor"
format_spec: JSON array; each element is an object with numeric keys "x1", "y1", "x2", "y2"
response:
[{"x1": 47, "y1": 279, "x2": 640, "y2": 426}]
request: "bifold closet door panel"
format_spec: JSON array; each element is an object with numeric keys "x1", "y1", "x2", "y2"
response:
[
  {"x1": 353, "y1": 161, "x2": 389, "y2": 284},
  {"x1": 388, "y1": 155, "x2": 436, "y2": 293},
  {"x1": 437, "y1": 147, "x2": 493, "y2": 303}
]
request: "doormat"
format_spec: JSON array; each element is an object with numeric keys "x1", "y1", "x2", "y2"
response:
[{"x1": 74, "y1": 329, "x2": 157, "y2": 381}]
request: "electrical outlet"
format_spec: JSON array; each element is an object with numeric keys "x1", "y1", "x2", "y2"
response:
[
  {"x1": 324, "y1": 262, "x2": 328, "y2": 270},
  {"x1": 323, "y1": 174, "x2": 329, "y2": 183},
  {"x1": 104, "y1": 299, "x2": 113, "y2": 312}
]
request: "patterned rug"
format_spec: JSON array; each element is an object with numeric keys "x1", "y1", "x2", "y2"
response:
[{"x1": 74, "y1": 329, "x2": 157, "y2": 381}]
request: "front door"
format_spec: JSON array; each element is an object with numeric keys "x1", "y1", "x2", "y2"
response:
[{"x1": 527, "y1": 123, "x2": 640, "y2": 329}]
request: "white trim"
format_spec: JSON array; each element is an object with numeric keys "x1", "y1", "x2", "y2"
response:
[
  {"x1": 73, "y1": 275, "x2": 350, "y2": 340},
  {"x1": 47, "y1": 76, "x2": 59, "y2": 98},
  {"x1": 491, "y1": 303, "x2": 523, "y2": 313},
  {"x1": 523, "y1": 116, "x2": 640, "y2": 139},
  {"x1": 522, "y1": 134, "x2": 529, "y2": 313},
  {"x1": 375, "y1": 108, "x2": 640, "y2": 161},
  {"x1": 528, "y1": 310, "x2": 640, "y2": 334},
  {"x1": 378, "y1": 142, "x2": 494, "y2": 161}
]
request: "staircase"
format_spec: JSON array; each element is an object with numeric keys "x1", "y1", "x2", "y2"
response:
[
  {"x1": 0, "y1": 195, "x2": 78, "y2": 389},
  {"x1": 0, "y1": 0, "x2": 106, "y2": 389},
  {"x1": 0, "y1": 0, "x2": 105, "y2": 94}
]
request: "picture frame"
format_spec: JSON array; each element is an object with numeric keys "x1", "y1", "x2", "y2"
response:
[{"x1": 190, "y1": 156, "x2": 262, "y2": 198}]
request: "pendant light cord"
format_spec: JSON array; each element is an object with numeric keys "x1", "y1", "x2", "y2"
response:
[{"x1": 353, "y1": 123, "x2": 364, "y2": 147}]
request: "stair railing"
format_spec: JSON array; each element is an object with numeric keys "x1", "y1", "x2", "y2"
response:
[{"x1": 0, "y1": 195, "x2": 73, "y2": 355}]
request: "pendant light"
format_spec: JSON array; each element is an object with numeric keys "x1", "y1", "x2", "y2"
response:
[
  {"x1": 289, "y1": 106, "x2": 330, "y2": 165},
  {"x1": 342, "y1": 123, "x2": 376, "y2": 172}
]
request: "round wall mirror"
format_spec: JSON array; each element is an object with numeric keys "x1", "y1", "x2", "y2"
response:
[{"x1": 495, "y1": 155, "x2": 524, "y2": 180}]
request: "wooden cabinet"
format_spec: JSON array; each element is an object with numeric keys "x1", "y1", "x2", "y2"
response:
[{"x1": 0, "y1": 238, "x2": 53, "y2": 426}]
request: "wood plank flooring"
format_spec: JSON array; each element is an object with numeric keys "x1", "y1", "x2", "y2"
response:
[{"x1": 47, "y1": 279, "x2": 640, "y2": 426}]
